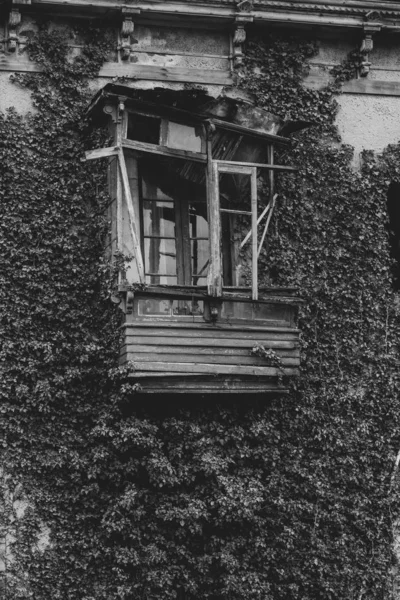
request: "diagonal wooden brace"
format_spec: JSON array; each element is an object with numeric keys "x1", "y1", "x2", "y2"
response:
[
  {"x1": 240, "y1": 203, "x2": 271, "y2": 249},
  {"x1": 258, "y1": 193, "x2": 278, "y2": 257},
  {"x1": 117, "y1": 147, "x2": 145, "y2": 283}
]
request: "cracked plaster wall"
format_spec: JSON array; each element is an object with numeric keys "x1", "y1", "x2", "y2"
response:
[{"x1": 336, "y1": 94, "x2": 400, "y2": 168}]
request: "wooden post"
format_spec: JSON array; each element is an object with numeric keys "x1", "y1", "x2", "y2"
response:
[
  {"x1": 206, "y1": 131, "x2": 222, "y2": 297},
  {"x1": 251, "y1": 167, "x2": 258, "y2": 301},
  {"x1": 268, "y1": 144, "x2": 275, "y2": 216},
  {"x1": 115, "y1": 106, "x2": 125, "y2": 284}
]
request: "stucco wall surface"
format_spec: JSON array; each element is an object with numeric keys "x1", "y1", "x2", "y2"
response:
[
  {"x1": 335, "y1": 94, "x2": 400, "y2": 165},
  {"x1": 0, "y1": 72, "x2": 35, "y2": 114}
]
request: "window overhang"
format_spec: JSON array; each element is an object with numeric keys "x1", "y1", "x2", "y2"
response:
[{"x1": 86, "y1": 86, "x2": 297, "y2": 146}]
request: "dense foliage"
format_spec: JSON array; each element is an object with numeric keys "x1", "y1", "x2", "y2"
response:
[{"x1": 2, "y1": 25, "x2": 400, "y2": 600}]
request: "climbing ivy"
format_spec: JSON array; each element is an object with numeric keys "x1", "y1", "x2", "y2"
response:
[
  {"x1": 241, "y1": 34, "x2": 400, "y2": 599},
  {"x1": 2, "y1": 24, "x2": 400, "y2": 600}
]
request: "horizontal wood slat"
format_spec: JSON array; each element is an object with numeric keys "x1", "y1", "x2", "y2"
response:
[
  {"x1": 130, "y1": 361, "x2": 298, "y2": 376},
  {"x1": 125, "y1": 327, "x2": 298, "y2": 340},
  {"x1": 123, "y1": 321, "x2": 300, "y2": 333},
  {"x1": 122, "y1": 344, "x2": 298, "y2": 357},
  {"x1": 134, "y1": 379, "x2": 287, "y2": 393},
  {"x1": 135, "y1": 317, "x2": 291, "y2": 328},
  {"x1": 126, "y1": 353, "x2": 299, "y2": 366},
  {"x1": 122, "y1": 138, "x2": 207, "y2": 163},
  {"x1": 124, "y1": 337, "x2": 298, "y2": 348},
  {"x1": 128, "y1": 372, "x2": 286, "y2": 379}
]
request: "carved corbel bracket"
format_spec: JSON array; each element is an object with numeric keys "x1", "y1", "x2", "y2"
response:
[
  {"x1": 236, "y1": 0, "x2": 253, "y2": 11},
  {"x1": 117, "y1": 97, "x2": 127, "y2": 124},
  {"x1": 359, "y1": 21, "x2": 381, "y2": 77},
  {"x1": 120, "y1": 7, "x2": 140, "y2": 61},
  {"x1": 126, "y1": 291, "x2": 134, "y2": 314},
  {"x1": 233, "y1": 13, "x2": 253, "y2": 68},
  {"x1": 103, "y1": 102, "x2": 118, "y2": 123},
  {"x1": 204, "y1": 121, "x2": 217, "y2": 142},
  {"x1": 8, "y1": 8, "x2": 21, "y2": 53}
]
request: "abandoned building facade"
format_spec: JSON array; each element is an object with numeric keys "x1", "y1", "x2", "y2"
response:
[
  {"x1": 3, "y1": 0, "x2": 400, "y2": 394},
  {"x1": 3, "y1": 0, "x2": 400, "y2": 597}
]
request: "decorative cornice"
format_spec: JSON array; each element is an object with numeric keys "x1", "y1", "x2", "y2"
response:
[
  {"x1": 254, "y1": 1, "x2": 400, "y2": 18},
  {"x1": 8, "y1": 0, "x2": 400, "y2": 30}
]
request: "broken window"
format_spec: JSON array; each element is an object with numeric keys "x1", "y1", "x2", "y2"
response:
[
  {"x1": 140, "y1": 165, "x2": 209, "y2": 286},
  {"x1": 86, "y1": 89, "x2": 299, "y2": 323}
]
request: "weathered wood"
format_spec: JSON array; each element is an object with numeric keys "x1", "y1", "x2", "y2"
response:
[
  {"x1": 207, "y1": 140, "x2": 222, "y2": 296},
  {"x1": 251, "y1": 167, "x2": 258, "y2": 301},
  {"x1": 116, "y1": 161, "x2": 124, "y2": 280},
  {"x1": 122, "y1": 344, "x2": 298, "y2": 357},
  {"x1": 126, "y1": 323, "x2": 299, "y2": 345},
  {"x1": 123, "y1": 321, "x2": 300, "y2": 333},
  {"x1": 216, "y1": 162, "x2": 253, "y2": 175},
  {"x1": 130, "y1": 317, "x2": 291, "y2": 328},
  {"x1": 85, "y1": 146, "x2": 119, "y2": 161},
  {"x1": 126, "y1": 286, "x2": 302, "y2": 304},
  {"x1": 99, "y1": 64, "x2": 234, "y2": 85},
  {"x1": 108, "y1": 157, "x2": 118, "y2": 262},
  {"x1": 258, "y1": 193, "x2": 278, "y2": 257},
  {"x1": 122, "y1": 138, "x2": 207, "y2": 163},
  {"x1": 220, "y1": 209, "x2": 252, "y2": 215},
  {"x1": 126, "y1": 154, "x2": 141, "y2": 253},
  {"x1": 119, "y1": 283, "x2": 299, "y2": 294},
  {"x1": 210, "y1": 118, "x2": 291, "y2": 146},
  {"x1": 126, "y1": 353, "x2": 299, "y2": 366},
  {"x1": 126, "y1": 322, "x2": 299, "y2": 340},
  {"x1": 215, "y1": 159, "x2": 297, "y2": 171},
  {"x1": 240, "y1": 203, "x2": 270, "y2": 249},
  {"x1": 180, "y1": 195, "x2": 191, "y2": 284},
  {"x1": 129, "y1": 361, "x2": 298, "y2": 376},
  {"x1": 127, "y1": 372, "x2": 285, "y2": 382},
  {"x1": 124, "y1": 337, "x2": 298, "y2": 348},
  {"x1": 129, "y1": 375, "x2": 289, "y2": 393},
  {"x1": 135, "y1": 387, "x2": 285, "y2": 394},
  {"x1": 117, "y1": 148, "x2": 145, "y2": 282}
]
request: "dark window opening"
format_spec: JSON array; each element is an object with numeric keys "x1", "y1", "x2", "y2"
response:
[
  {"x1": 139, "y1": 159, "x2": 209, "y2": 287},
  {"x1": 387, "y1": 181, "x2": 400, "y2": 290},
  {"x1": 127, "y1": 113, "x2": 161, "y2": 144},
  {"x1": 219, "y1": 170, "x2": 253, "y2": 287}
]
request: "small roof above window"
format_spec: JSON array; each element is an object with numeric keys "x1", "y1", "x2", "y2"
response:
[{"x1": 87, "y1": 84, "x2": 312, "y2": 146}]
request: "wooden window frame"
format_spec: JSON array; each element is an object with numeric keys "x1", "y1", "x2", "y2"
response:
[
  {"x1": 213, "y1": 161, "x2": 258, "y2": 300},
  {"x1": 139, "y1": 172, "x2": 209, "y2": 287},
  {"x1": 85, "y1": 105, "x2": 291, "y2": 299}
]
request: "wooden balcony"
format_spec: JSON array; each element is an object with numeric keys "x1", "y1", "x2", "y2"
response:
[{"x1": 120, "y1": 287, "x2": 301, "y2": 394}]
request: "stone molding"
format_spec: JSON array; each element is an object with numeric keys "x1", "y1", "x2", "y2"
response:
[{"x1": 8, "y1": 0, "x2": 400, "y2": 29}]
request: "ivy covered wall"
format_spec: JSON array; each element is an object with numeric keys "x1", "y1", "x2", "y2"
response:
[{"x1": 2, "y1": 21, "x2": 400, "y2": 600}]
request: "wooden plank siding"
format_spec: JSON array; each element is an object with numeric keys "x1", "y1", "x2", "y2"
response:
[{"x1": 121, "y1": 320, "x2": 300, "y2": 393}]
